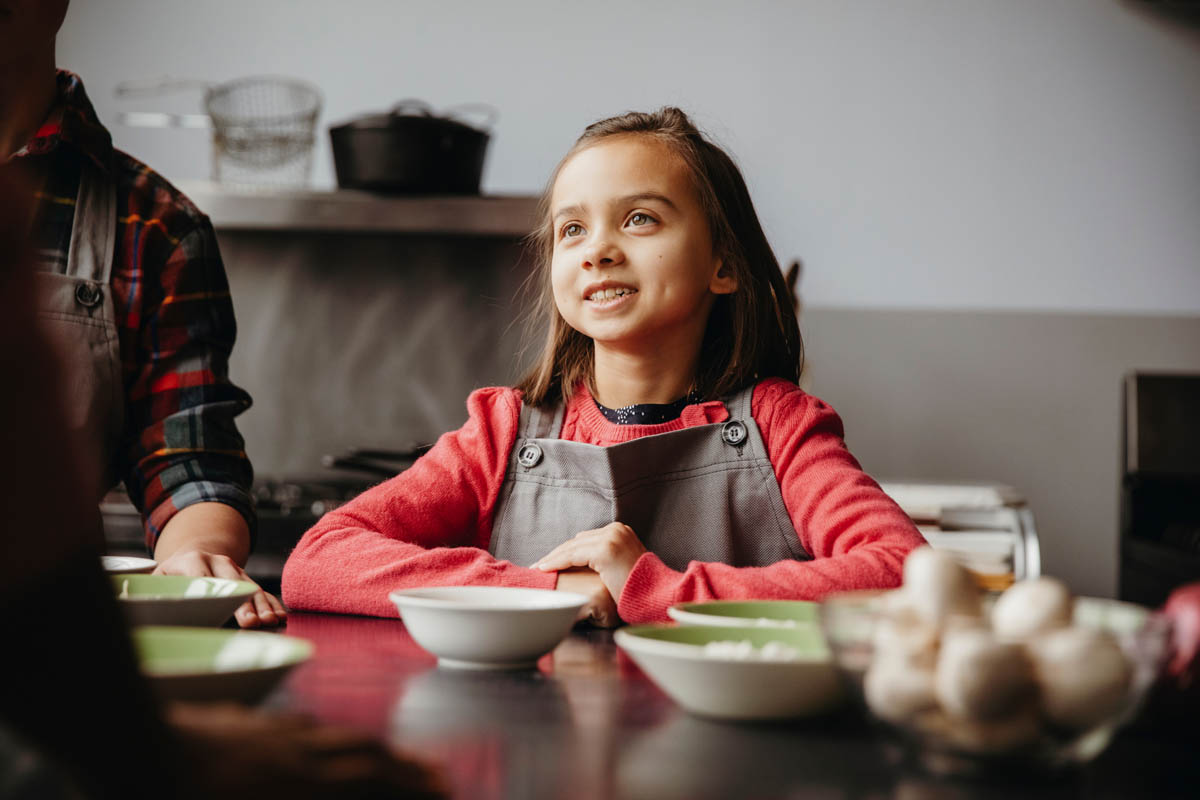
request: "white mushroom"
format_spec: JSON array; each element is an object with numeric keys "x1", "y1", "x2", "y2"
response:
[
  {"x1": 934, "y1": 628, "x2": 1036, "y2": 721},
  {"x1": 878, "y1": 587, "x2": 916, "y2": 616},
  {"x1": 902, "y1": 546, "x2": 983, "y2": 627},
  {"x1": 991, "y1": 577, "x2": 1074, "y2": 641},
  {"x1": 1026, "y1": 626, "x2": 1132, "y2": 729},
  {"x1": 864, "y1": 656, "x2": 938, "y2": 723},
  {"x1": 872, "y1": 612, "x2": 940, "y2": 669}
]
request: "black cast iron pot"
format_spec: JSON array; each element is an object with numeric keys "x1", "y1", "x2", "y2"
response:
[{"x1": 329, "y1": 100, "x2": 495, "y2": 194}]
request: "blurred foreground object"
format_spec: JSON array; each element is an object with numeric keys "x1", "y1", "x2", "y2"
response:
[
  {"x1": 1163, "y1": 582, "x2": 1200, "y2": 689},
  {"x1": 0, "y1": 171, "x2": 443, "y2": 799}
]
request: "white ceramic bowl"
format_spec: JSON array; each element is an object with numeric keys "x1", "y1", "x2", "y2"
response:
[
  {"x1": 102, "y1": 555, "x2": 157, "y2": 574},
  {"x1": 388, "y1": 586, "x2": 587, "y2": 670},
  {"x1": 132, "y1": 626, "x2": 313, "y2": 704},
  {"x1": 614, "y1": 624, "x2": 844, "y2": 721},
  {"x1": 112, "y1": 574, "x2": 258, "y2": 627}
]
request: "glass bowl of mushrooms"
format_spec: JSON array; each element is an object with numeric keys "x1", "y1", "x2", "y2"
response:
[{"x1": 819, "y1": 547, "x2": 1173, "y2": 774}]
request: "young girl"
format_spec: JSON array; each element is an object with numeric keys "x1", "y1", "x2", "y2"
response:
[{"x1": 281, "y1": 108, "x2": 926, "y2": 625}]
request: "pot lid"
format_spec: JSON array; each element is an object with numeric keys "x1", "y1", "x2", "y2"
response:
[{"x1": 331, "y1": 100, "x2": 495, "y2": 134}]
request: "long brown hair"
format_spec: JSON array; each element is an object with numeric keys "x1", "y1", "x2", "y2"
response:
[{"x1": 514, "y1": 107, "x2": 802, "y2": 409}]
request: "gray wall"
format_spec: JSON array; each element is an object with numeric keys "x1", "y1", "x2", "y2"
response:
[
  {"x1": 59, "y1": 2, "x2": 1200, "y2": 597},
  {"x1": 800, "y1": 309, "x2": 1200, "y2": 598},
  {"x1": 60, "y1": 0, "x2": 1200, "y2": 313}
]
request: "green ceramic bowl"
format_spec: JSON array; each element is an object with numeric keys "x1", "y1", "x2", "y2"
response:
[
  {"x1": 112, "y1": 574, "x2": 258, "y2": 627},
  {"x1": 667, "y1": 600, "x2": 820, "y2": 629},
  {"x1": 615, "y1": 624, "x2": 843, "y2": 721},
  {"x1": 132, "y1": 626, "x2": 313, "y2": 704}
]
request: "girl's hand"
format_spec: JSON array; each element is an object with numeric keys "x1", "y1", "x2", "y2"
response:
[
  {"x1": 154, "y1": 550, "x2": 288, "y2": 628},
  {"x1": 555, "y1": 568, "x2": 620, "y2": 628},
  {"x1": 535, "y1": 522, "x2": 648, "y2": 602}
]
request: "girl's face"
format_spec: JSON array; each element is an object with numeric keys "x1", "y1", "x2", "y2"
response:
[{"x1": 548, "y1": 135, "x2": 736, "y2": 356}]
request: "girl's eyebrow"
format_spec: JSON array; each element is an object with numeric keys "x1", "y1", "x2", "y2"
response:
[{"x1": 551, "y1": 192, "x2": 678, "y2": 223}]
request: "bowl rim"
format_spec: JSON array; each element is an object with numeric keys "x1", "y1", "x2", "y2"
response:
[
  {"x1": 388, "y1": 585, "x2": 588, "y2": 613},
  {"x1": 132, "y1": 626, "x2": 314, "y2": 678},
  {"x1": 102, "y1": 555, "x2": 157, "y2": 574},
  {"x1": 112, "y1": 574, "x2": 259, "y2": 603},
  {"x1": 615, "y1": 624, "x2": 833, "y2": 665},
  {"x1": 667, "y1": 599, "x2": 819, "y2": 627}
]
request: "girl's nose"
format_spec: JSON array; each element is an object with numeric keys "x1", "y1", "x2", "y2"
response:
[{"x1": 582, "y1": 240, "x2": 624, "y2": 269}]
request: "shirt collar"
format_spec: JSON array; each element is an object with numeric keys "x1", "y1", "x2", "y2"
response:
[{"x1": 13, "y1": 70, "x2": 114, "y2": 172}]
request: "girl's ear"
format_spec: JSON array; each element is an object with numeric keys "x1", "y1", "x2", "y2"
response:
[{"x1": 708, "y1": 258, "x2": 738, "y2": 295}]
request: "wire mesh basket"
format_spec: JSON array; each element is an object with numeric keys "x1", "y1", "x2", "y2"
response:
[
  {"x1": 204, "y1": 77, "x2": 322, "y2": 188},
  {"x1": 116, "y1": 76, "x2": 322, "y2": 188}
]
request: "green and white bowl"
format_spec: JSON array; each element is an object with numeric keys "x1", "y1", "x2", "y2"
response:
[
  {"x1": 132, "y1": 626, "x2": 313, "y2": 704},
  {"x1": 668, "y1": 600, "x2": 820, "y2": 629},
  {"x1": 615, "y1": 624, "x2": 843, "y2": 721},
  {"x1": 112, "y1": 574, "x2": 258, "y2": 627}
]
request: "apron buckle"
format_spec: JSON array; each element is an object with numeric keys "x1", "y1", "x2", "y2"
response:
[
  {"x1": 721, "y1": 420, "x2": 748, "y2": 448},
  {"x1": 75, "y1": 281, "x2": 103, "y2": 309},
  {"x1": 517, "y1": 442, "x2": 544, "y2": 469}
]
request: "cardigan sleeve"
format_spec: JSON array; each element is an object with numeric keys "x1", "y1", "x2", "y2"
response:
[
  {"x1": 617, "y1": 379, "x2": 926, "y2": 623},
  {"x1": 281, "y1": 386, "x2": 556, "y2": 617}
]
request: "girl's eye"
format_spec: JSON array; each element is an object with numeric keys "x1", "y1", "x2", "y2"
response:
[
  {"x1": 627, "y1": 212, "x2": 657, "y2": 228},
  {"x1": 562, "y1": 223, "x2": 585, "y2": 238}
]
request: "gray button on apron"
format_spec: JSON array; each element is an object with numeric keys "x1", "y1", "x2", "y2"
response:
[
  {"x1": 32, "y1": 161, "x2": 124, "y2": 495},
  {"x1": 489, "y1": 385, "x2": 810, "y2": 571}
]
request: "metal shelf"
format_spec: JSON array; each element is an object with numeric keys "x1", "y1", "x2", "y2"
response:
[{"x1": 178, "y1": 181, "x2": 540, "y2": 236}]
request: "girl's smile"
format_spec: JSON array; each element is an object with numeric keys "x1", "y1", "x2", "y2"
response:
[{"x1": 583, "y1": 281, "x2": 638, "y2": 309}]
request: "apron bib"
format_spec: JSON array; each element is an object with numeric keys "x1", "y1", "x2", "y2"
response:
[
  {"x1": 489, "y1": 385, "x2": 809, "y2": 570},
  {"x1": 33, "y1": 160, "x2": 124, "y2": 496}
]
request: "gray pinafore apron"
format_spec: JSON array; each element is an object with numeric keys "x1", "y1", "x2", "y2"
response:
[
  {"x1": 33, "y1": 160, "x2": 124, "y2": 497},
  {"x1": 489, "y1": 386, "x2": 811, "y2": 570}
]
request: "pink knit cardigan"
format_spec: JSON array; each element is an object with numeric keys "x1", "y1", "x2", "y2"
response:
[{"x1": 281, "y1": 379, "x2": 926, "y2": 623}]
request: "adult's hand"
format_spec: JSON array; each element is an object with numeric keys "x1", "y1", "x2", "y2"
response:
[
  {"x1": 535, "y1": 522, "x2": 647, "y2": 602},
  {"x1": 555, "y1": 568, "x2": 620, "y2": 628},
  {"x1": 154, "y1": 549, "x2": 287, "y2": 628},
  {"x1": 154, "y1": 502, "x2": 285, "y2": 628}
]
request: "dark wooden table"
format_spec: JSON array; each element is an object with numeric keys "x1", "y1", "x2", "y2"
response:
[{"x1": 267, "y1": 612, "x2": 1198, "y2": 800}]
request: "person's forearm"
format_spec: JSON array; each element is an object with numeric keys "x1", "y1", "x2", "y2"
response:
[{"x1": 154, "y1": 502, "x2": 251, "y2": 565}]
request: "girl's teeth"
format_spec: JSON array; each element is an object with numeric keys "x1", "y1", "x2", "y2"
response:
[{"x1": 590, "y1": 288, "x2": 634, "y2": 301}]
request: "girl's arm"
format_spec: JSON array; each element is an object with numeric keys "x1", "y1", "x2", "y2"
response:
[
  {"x1": 616, "y1": 378, "x2": 927, "y2": 623},
  {"x1": 281, "y1": 387, "x2": 556, "y2": 618}
]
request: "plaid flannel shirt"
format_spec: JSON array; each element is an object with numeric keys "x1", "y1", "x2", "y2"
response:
[{"x1": 9, "y1": 71, "x2": 255, "y2": 549}]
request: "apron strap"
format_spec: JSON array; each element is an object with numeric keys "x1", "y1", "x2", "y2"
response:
[
  {"x1": 722, "y1": 382, "x2": 756, "y2": 423},
  {"x1": 519, "y1": 399, "x2": 566, "y2": 440},
  {"x1": 67, "y1": 162, "x2": 117, "y2": 283}
]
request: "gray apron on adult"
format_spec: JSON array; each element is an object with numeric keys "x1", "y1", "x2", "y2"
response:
[
  {"x1": 489, "y1": 385, "x2": 811, "y2": 570},
  {"x1": 32, "y1": 160, "x2": 124, "y2": 497}
]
